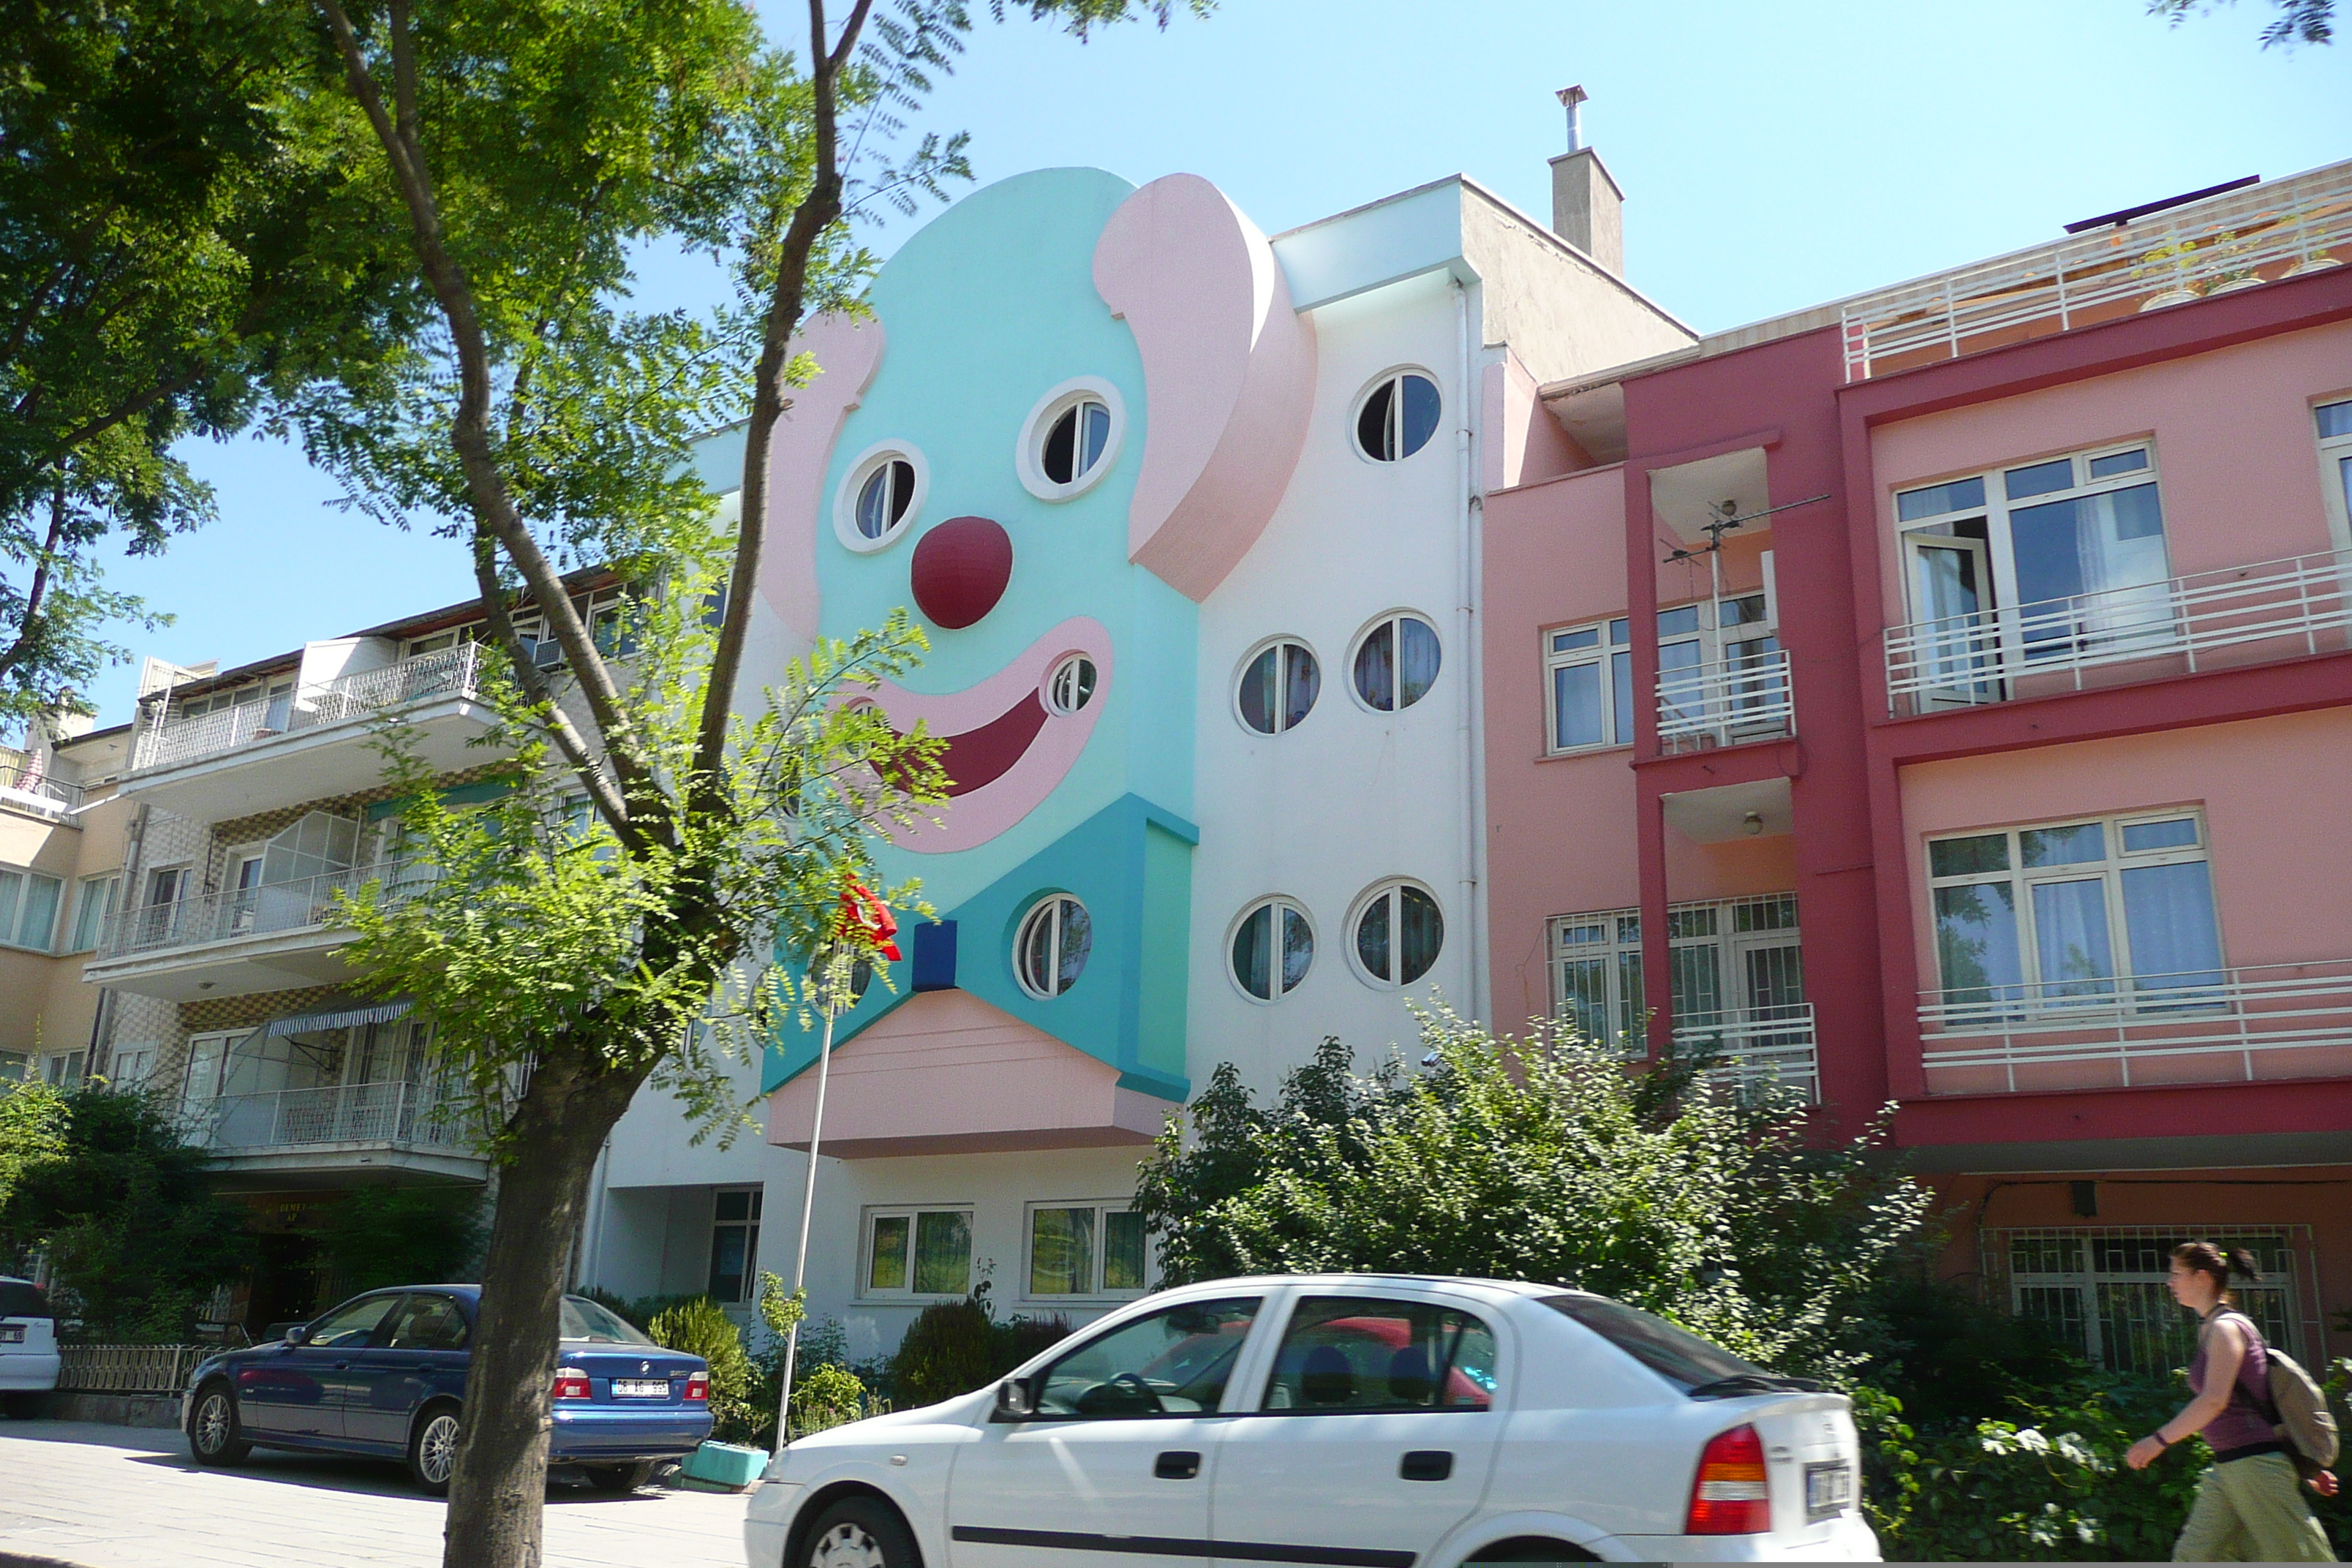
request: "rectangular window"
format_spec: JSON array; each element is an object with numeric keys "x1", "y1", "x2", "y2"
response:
[
  {"x1": 42, "y1": 1051, "x2": 85, "y2": 1087},
  {"x1": 707, "y1": 1187, "x2": 762, "y2": 1303},
  {"x1": 1547, "y1": 588, "x2": 1779, "y2": 757},
  {"x1": 2318, "y1": 399, "x2": 2352, "y2": 544},
  {"x1": 67, "y1": 874, "x2": 119, "y2": 953},
  {"x1": 1543, "y1": 618, "x2": 1633, "y2": 753},
  {"x1": 1989, "y1": 1226, "x2": 2310, "y2": 1373},
  {"x1": 0, "y1": 1052, "x2": 26, "y2": 1082},
  {"x1": 863, "y1": 1207, "x2": 972, "y2": 1298},
  {"x1": 0, "y1": 865, "x2": 63, "y2": 951},
  {"x1": 1926, "y1": 811, "x2": 2222, "y2": 1014},
  {"x1": 1027, "y1": 1202, "x2": 1148, "y2": 1298},
  {"x1": 1551, "y1": 894, "x2": 1803, "y2": 1052}
]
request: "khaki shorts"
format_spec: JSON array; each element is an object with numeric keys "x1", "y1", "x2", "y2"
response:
[{"x1": 2173, "y1": 1452, "x2": 2336, "y2": 1562}]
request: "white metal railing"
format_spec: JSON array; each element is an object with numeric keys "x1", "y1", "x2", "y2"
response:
[
  {"x1": 92, "y1": 860, "x2": 419, "y2": 962},
  {"x1": 1672, "y1": 1003, "x2": 1819, "y2": 1102},
  {"x1": 1656, "y1": 648, "x2": 1794, "y2": 749},
  {"x1": 0, "y1": 760, "x2": 84, "y2": 818},
  {"x1": 1884, "y1": 549, "x2": 2352, "y2": 713},
  {"x1": 199, "y1": 1081, "x2": 472, "y2": 1154},
  {"x1": 1918, "y1": 958, "x2": 2352, "y2": 1090},
  {"x1": 132, "y1": 643, "x2": 483, "y2": 773},
  {"x1": 1840, "y1": 162, "x2": 2352, "y2": 381}
]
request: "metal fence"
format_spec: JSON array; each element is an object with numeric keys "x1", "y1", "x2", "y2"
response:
[
  {"x1": 1655, "y1": 647, "x2": 1794, "y2": 750},
  {"x1": 132, "y1": 643, "x2": 482, "y2": 772},
  {"x1": 1983, "y1": 1226, "x2": 2320, "y2": 1374},
  {"x1": 199, "y1": 1081, "x2": 473, "y2": 1153},
  {"x1": 0, "y1": 758, "x2": 85, "y2": 818},
  {"x1": 1672, "y1": 1003, "x2": 1819, "y2": 1103},
  {"x1": 56, "y1": 1343, "x2": 206, "y2": 1394},
  {"x1": 93, "y1": 859, "x2": 420, "y2": 962}
]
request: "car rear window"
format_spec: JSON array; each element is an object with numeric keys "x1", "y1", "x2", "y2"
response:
[
  {"x1": 0, "y1": 1282, "x2": 52, "y2": 1319},
  {"x1": 1539, "y1": 1294, "x2": 1762, "y2": 1390},
  {"x1": 559, "y1": 1296, "x2": 655, "y2": 1345}
]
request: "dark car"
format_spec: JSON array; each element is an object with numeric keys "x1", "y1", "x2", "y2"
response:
[{"x1": 180, "y1": 1286, "x2": 713, "y2": 1495}]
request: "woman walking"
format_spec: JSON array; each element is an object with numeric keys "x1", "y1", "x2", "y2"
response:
[{"x1": 2125, "y1": 1241, "x2": 2337, "y2": 1561}]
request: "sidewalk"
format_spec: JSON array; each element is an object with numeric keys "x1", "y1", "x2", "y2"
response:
[{"x1": 0, "y1": 1420, "x2": 749, "y2": 1568}]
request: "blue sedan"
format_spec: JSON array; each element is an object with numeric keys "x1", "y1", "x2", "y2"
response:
[{"x1": 180, "y1": 1286, "x2": 715, "y2": 1494}]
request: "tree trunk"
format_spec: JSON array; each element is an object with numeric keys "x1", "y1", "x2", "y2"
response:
[{"x1": 442, "y1": 1048, "x2": 644, "y2": 1568}]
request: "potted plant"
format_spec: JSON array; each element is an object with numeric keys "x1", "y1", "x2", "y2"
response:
[
  {"x1": 2131, "y1": 237, "x2": 2203, "y2": 309},
  {"x1": 2200, "y1": 230, "x2": 2264, "y2": 295}
]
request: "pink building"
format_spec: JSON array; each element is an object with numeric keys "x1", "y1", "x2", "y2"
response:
[{"x1": 1483, "y1": 162, "x2": 2352, "y2": 1376}]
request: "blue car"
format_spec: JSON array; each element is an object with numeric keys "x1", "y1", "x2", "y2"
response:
[{"x1": 180, "y1": 1285, "x2": 714, "y2": 1494}]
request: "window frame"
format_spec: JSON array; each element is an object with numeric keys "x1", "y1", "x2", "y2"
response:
[
  {"x1": 1351, "y1": 368, "x2": 1444, "y2": 464},
  {"x1": 2315, "y1": 396, "x2": 2352, "y2": 551},
  {"x1": 1986, "y1": 1224, "x2": 2314, "y2": 1373},
  {"x1": 1016, "y1": 377, "x2": 1126, "y2": 502},
  {"x1": 1251, "y1": 1290, "x2": 1501, "y2": 1417},
  {"x1": 1550, "y1": 894, "x2": 1803, "y2": 1053},
  {"x1": 1348, "y1": 878, "x2": 1445, "y2": 990},
  {"x1": 707, "y1": 1186, "x2": 764, "y2": 1304},
  {"x1": 64, "y1": 873, "x2": 120, "y2": 954},
  {"x1": 1542, "y1": 617, "x2": 1635, "y2": 754},
  {"x1": 1233, "y1": 637, "x2": 1322, "y2": 736},
  {"x1": 0, "y1": 863, "x2": 64, "y2": 952},
  {"x1": 1226, "y1": 895, "x2": 1316, "y2": 1005},
  {"x1": 1022, "y1": 1199, "x2": 1150, "y2": 1303},
  {"x1": 833, "y1": 440, "x2": 930, "y2": 553},
  {"x1": 1045, "y1": 653, "x2": 1098, "y2": 717},
  {"x1": 1923, "y1": 808, "x2": 2224, "y2": 1021},
  {"x1": 1348, "y1": 611, "x2": 1443, "y2": 715},
  {"x1": 1014, "y1": 894, "x2": 1091, "y2": 1000},
  {"x1": 859, "y1": 1205, "x2": 976, "y2": 1302}
]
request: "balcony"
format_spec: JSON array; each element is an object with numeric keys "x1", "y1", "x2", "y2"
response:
[
  {"x1": 0, "y1": 759, "x2": 84, "y2": 821},
  {"x1": 1918, "y1": 959, "x2": 2352, "y2": 1096},
  {"x1": 122, "y1": 644, "x2": 496, "y2": 821},
  {"x1": 1656, "y1": 648, "x2": 1794, "y2": 751},
  {"x1": 193, "y1": 1082, "x2": 486, "y2": 1186},
  {"x1": 82, "y1": 862, "x2": 412, "y2": 1003},
  {"x1": 1673, "y1": 1003, "x2": 1820, "y2": 1103},
  {"x1": 1884, "y1": 549, "x2": 2352, "y2": 715},
  {"x1": 1840, "y1": 161, "x2": 2352, "y2": 381}
]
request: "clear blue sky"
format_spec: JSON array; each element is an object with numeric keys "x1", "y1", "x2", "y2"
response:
[{"x1": 83, "y1": 0, "x2": 2350, "y2": 730}]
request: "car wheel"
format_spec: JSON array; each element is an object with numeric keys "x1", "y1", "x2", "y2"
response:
[
  {"x1": 407, "y1": 1403, "x2": 463, "y2": 1496},
  {"x1": 801, "y1": 1495, "x2": 919, "y2": 1568},
  {"x1": 1464, "y1": 1539, "x2": 1598, "y2": 1563},
  {"x1": 186, "y1": 1381, "x2": 251, "y2": 1465},
  {"x1": 581, "y1": 1460, "x2": 657, "y2": 1493}
]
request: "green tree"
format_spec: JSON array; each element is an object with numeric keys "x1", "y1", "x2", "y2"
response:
[
  {"x1": 285, "y1": 2, "x2": 1210, "y2": 1561},
  {"x1": 2147, "y1": 0, "x2": 2334, "y2": 46},
  {"x1": 0, "y1": 0, "x2": 411, "y2": 725},
  {"x1": 309, "y1": 1186, "x2": 486, "y2": 1297},
  {"x1": 1132, "y1": 1011, "x2": 1937, "y2": 1382},
  {"x1": 0, "y1": 1078, "x2": 69, "y2": 1221},
  {"x1": 0, "y1": 1085, "x2": 248, "y2": 1341}
]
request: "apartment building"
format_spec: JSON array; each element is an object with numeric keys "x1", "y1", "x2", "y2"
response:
[
  {"x1": 1, "y1": 717, "x2": 135, "y2": 1085},
  {"x1": 1482, "y1": 159, "x2": 2352, "y2": 1376}
]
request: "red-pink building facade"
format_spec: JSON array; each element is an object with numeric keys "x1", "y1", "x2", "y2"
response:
[{"x1": 1484, "y1": 164, "x2": 2352, "y2": 1374}]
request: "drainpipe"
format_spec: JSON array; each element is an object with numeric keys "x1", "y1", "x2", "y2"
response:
[{"x1": 1452, "y1": 277, "x2": 1489, "y2": 1027}]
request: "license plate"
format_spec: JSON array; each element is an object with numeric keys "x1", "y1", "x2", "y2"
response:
[
  {"x1": 0, "y1": 1325, "x2": 21, "y2": 1344},
  {"x1": 1805, "y1": 1460, "x2": 1853, "y2": 1520},
  {"x1": 612, "y1": 1379, "x2": 669, "y2": 1398}
]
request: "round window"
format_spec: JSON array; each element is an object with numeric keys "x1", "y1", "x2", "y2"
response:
[
  {"x1": 1354, "y1": 881, "x2": 1443, "y2": 987},
  {"x1": 1236, "y1": 639, "x2": 1319, "y2": 735},
  {"x1": 1356, "y1": 372, "x2": 1441, "y2": 461},
  {"x1": 856, "y1": 459, "x2": 916, "y2": 540},
  {"x1": 1017, "y1": 379, "x2": 1125, "y2": 502},
  {"x1": 1015, "y1": 895, "x2": 1092, "y2": 1000},
  {"x1": 1047, "y1": 654, "x2": 1098, "y2": 717},
  {"x1": 834, "y1": 443, "x2": 927, "y2": 551},
  {"x1": 1044, "y1": 399, "x2": 1112, "y2": 486},
  {"x1": 1232, "y1": 897, "x2": 1313, "y2": 1002},
  {"x1": 1352, "y1": 614, "x2": 1441, "y2": 712}
]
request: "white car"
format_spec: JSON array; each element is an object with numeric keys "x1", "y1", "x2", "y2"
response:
[
  {"x1": 745, "y1": 1273, "x2": 1879, "y2": 1566},
  {"x1": 0, "y1": 1276, "x2": 60, "y2": 1417}
]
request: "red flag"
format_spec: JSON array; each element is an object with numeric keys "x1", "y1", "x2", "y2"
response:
[{"x1": 838, "y1": 881, "x2": 901, "y2": 962}]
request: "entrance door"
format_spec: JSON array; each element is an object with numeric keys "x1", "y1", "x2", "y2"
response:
[
  {"x1": 1904, "y1": 534, "x2": 1999, "y2": 706},
  {"x1": 1731, "y1": 937, "x2": 1809, "y2": 1096},
  {"x1": 948, "y1": 1295, "x2": 1262, "y2": 1567}
]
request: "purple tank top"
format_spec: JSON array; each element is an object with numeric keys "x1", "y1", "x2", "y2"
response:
[{"x1": 2187, "y1": 1309, "x2": 2277, "y2": 1456}]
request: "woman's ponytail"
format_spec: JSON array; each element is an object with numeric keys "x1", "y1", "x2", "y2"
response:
[{"x1": 2224, "y1": 1246, "x2": 2263, "y2": 1286}]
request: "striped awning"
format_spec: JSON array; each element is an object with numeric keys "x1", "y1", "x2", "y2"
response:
[{"x1": 260, "y1": 1000, "x2": 412, "y2": 1039}]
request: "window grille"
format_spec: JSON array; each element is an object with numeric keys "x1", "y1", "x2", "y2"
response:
[{"x1": 1983, "y1": 1224, "x2": 2319, "y2": 1374}]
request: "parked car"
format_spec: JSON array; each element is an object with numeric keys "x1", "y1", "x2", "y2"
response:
[
  {"x1": 181, "y1": 1285, "x2": 713, "y2": 1495},
  {"x1": 745, "y1": 1273, "x2": 1879, "y2": 1566},
  {"x1": 0, "y1": 1277, "x2": 60, "y2": 1417}
]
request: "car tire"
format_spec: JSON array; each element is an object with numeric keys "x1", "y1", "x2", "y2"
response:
[
  {"x1": 799, "y1": 1494, "x2": 919, "y2": 1568},
  {"x1": 581, "y1": 1460, "x2": 657, "y2": 1493},
  {"x1": 1464, "y1": 1539, "x2": 1598, "y2": 1563},
  {"x1": 407, "y1": 1402, "x2": 463, "y2": 1496},
  {"x1": 186, "y1": 1380, "x2": 251, "y2": 1465}
]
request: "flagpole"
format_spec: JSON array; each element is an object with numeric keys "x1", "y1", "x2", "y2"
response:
[{"x1": 775, "y1": 948, "x2": 840, "y2": 1451}]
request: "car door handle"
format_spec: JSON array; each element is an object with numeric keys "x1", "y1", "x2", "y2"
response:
[
  {"x1": 1399, "y1": 1450, "x2": 1453, "y2": 1482},
  {"x1": 1153, "y1": 1450, "x2": 1202, "y2": 1480}
]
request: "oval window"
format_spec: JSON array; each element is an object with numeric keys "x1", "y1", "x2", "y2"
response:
[
  {"x1": 1237, "y1": 640, "x2": 1319, "y2": 735},
  {"x1": 1354, "y1": 882, "x2": 1443, "y2": 987},
  {"x1": 1232, "y1": 897, "x2": 1313, "y2": 1002},
  {"x1": 835, "y1": 444, "x2": 927, "y2": 551},
  {"x1": 1356, "y1": 372, "x2": 1441, "y2": 461},
  {"x1": 1015, "y1": 895, "x2": 1092, "y2": 1000},
  {"x1": 1353, "y1": 614, "x2": 1441, "y2": 712},
  {"x1": 1047, "y1": 655, "x2": 1098, "y2": 717},
  {"x1": 1044, "y1": 399, "x2": 1112, "y2": 486},
  {"x1": 856, "y1": 459, "x2": 916, "y2": 540}
]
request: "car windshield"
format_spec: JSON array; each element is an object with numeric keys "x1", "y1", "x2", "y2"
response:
[
  {"x1": 559, "y1": 1296, "x2": 655, "y2": 1346},
  {"x1": 0, "y1": 1281, "x2": 50, "y2": 1319},
  {"x1": 1539, "y1": 1294, "x2": 1763, "y2": 1391}
]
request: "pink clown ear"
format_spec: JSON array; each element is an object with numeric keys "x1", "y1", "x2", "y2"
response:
[
  {"x1": 758, "y1": 312, "x2": 886, "y2": 642},
  {"x1": 1093, "y1": 174, "x2": 1316, "y2": 603}
]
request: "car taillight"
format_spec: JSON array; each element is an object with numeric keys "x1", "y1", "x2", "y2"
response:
[
  {"x1": 683, "y1": 1371, "x2": 709, "y2": 1403},
  {"x1": 1686, "y1": 1422, "x2": 1771, "y2": 1535},
  {"x1": 552, "y1": 1367, "x2": 592, "y2": 1401}
]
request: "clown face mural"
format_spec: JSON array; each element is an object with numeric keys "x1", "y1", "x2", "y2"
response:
[{"x1": 755, "y1": 167, "x2": 1315, "y2": 1156}]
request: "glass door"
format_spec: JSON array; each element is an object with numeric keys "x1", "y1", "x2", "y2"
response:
[{"x1": 1905, "y1": 533, "x2": 1999, "y2": 706}]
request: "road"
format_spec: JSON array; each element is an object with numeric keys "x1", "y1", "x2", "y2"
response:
[{"x1": 0, "y1": 1420, "x2": 750, "y2": 1568}]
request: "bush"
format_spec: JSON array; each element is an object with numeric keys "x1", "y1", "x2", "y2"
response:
[
  {"x1": 646, "y1": 1297, "x2": 759, "y2": 1443},
  {"x1": 888, "y1": 1290, "x2": 1074, "y2": 1409},
  {"x1": 310, "y1": 1186, "x2": 486, "y2": 1297},
  {"x1": 579, "y1": 1287, "x2": 704, "y2": 1333},
  {"x1": 1858, "y1": 1273, "x2": 2089, "y2": 1431}
]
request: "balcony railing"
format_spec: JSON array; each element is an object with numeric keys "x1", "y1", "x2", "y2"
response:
[
  {"x1": 1672, "y1": 1003, "x2": 1819, "y2": 1102},
  {"x1": 93, "y1": 860, "x2": 417, "y2": 962},
  {"x1": 0, "y1": 760, "x2": 84, "y2": 818},
  {"x1": 132, "y1": 643, "x2": 483, "y2": 774},
  {"x1": 1885, "y1": 549, "x2": 2352, "y2": 715},
  {"x1": 1840, "y1": 161, "x2": 2352, "y2": 381},
  {"x1": 1656, "y1": 648, "x2": 1794, "y2": 750},
  {"x1": 1918, "y1": 959, "x2": 2352, "y2": 1090},
  {"x1": 198, "y1": 1081, "x2": 472, "y2": 1155}
]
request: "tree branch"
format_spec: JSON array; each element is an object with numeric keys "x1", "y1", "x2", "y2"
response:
[{"x1": 0, "y1": 480, "x2": 73, "y2": 681}]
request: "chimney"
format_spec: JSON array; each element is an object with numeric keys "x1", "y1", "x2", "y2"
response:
[{"x1": 1549, "y1": 85, "x2": 1624, "y2": 276}]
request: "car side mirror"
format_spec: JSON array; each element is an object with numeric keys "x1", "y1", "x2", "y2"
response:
[
  {"x1": 283, "y1": 1324, "x2": 309, "y2": 1347},
  {"x1": 993, "y1": 1375, "x2": 1039, "y2": 1420}
]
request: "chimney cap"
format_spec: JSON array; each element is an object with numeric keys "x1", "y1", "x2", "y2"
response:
[{"x1": 1556, "y1": 84, "x2": 1588, "y2": 108}]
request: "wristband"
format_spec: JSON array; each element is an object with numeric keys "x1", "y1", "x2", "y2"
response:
[{"x1": 2152, "y1": 1431, "x2": 2171, "y2": 1449}]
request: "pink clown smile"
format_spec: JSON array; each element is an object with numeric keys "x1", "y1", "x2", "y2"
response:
[{"x1": 864, "y1": 617, "x2": 1112, "y2": 853}]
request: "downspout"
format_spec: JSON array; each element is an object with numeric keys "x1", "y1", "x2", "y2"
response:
[{"x1": 1452, "y1": 277, "x2": 1490, "y2": 1026}]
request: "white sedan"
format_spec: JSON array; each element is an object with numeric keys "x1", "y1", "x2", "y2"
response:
[{"x1": 745, "y1": 1273, "x2": 1880, "y2": 1566}]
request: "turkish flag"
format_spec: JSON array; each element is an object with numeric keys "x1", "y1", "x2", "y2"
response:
[{"x1": 839, "y1": 881, "x2": 901, "y2": 962}]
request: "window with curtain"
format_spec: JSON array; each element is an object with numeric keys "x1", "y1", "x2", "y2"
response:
[
  {"x1": 1543, "y1": 617, "x2": 1633, "y2": 752},
  {"x1": 1927, "y1": 813, "x2": 2223, "y2": 1016},
  {"x1": 864, "y1": 1207, "x2": 972, "y2": 1297},
  {"x1": 1230, "y1": 897, "x2": 1313, "y2": 1001},
  {"x1": 1552, "y1": 894, "x2": 1803, "y2": 1053},
  {"x1": 68, "y1": 874, "x2": 119, "y2": 952},
  {"x1": 1028, "y1": 1202, "x2": 1147, "y2": 1297},
  {"x1": 1352, "y1": 614, "x2": 1441, "y2": 713},
  {"x1": 0, "y1": 864, "x2": 62, "y2": 951}
]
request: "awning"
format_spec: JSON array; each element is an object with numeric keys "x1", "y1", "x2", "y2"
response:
[{"x1": 260, "y1": 1000, "x2": 413, "y2": 1039}]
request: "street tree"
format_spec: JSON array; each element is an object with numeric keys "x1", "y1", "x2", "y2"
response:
[
  {"x1": 288, "y1": 1, "x2": 1210, "y2": 1563},
  {"x1": 0, "y1": 0, "x2": 411, "y2": 728},
  {"x1": 2147, "y1": 0, "x2": 2334, "y2": 45}
]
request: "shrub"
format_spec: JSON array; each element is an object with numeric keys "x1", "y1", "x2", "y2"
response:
[
  {"x1": 647, "y1": 1297, "x2": 758, "y2": 1443},
  {"x1": 790, "y1": 1362, "x2": 868, "y2": 1436},
  {"x1": 309, "y1": 1186, "x2": 485, "y2": 1297},
  {"x1": 892, "y1": 1294, "x2": 998, "y2": 1408}
]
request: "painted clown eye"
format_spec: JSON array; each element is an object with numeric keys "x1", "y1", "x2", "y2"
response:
[
  {"x1": 1042, "y1": 400, "x2": 1111, "y2": 486},
  {"x1": 856, "y1": 459, "x2": 916, "y2": 540},
  {"x1": 834, "y1": 444, "x2": 927, "y2": 552},
  {"x1": 1017, "y1": 379, "x2": 1124, "y2": 502}
]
